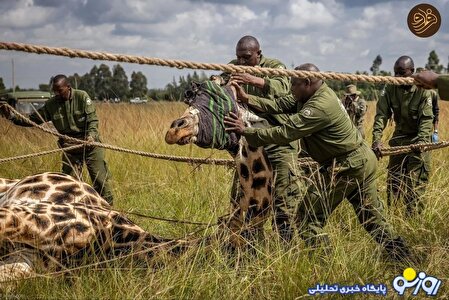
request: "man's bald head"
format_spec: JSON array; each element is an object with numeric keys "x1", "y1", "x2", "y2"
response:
[
  {"x1": 235, "y1": 36, "x2": 262, "y2": 66},
  {"x1": 295, "y1": 63, "x2": 321, "y2": 85},
  {"x1": 236, "y1": 36, "x2": 260, "y2": 51},
  {"x1": 395, "y1": 56, "x2": 414, "y2": 70},
  {"x1": 291, "y1": 63, "x2": 323, "y2": 103},
  {"x1": 394, "y1": 55, "x2": 415, "y2": 79}
]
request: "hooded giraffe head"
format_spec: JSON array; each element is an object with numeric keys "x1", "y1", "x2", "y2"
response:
[{"x1": 165, "y1": 81, "x2": 240, "y2": 154}]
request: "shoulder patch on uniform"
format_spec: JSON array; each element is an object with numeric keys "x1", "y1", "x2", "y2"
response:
[
  {"x1": 426, "y1": 97, "x2": 432, "y2": 107},
  {"x1": 277, "y1": 65, "x2": 286, "y2": 69},
  {"x1": 302, "y1": 108, "x2": 312, "y2": 117},
  {"x1": 86, "y1": 98, "x2": 92, "y2": 105}
]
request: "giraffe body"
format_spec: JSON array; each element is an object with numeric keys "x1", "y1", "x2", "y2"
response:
[{"x1": 0, "y1": 172, "x2": 187, "y2": 284}]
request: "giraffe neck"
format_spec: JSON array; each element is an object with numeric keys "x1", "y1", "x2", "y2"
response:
[{"x1": 224, "y1": 136, "x2": 273, "y2": 247}]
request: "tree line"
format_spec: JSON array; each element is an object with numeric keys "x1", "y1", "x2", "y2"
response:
[
  {"x1": 55, "y1": 64, "x2": 148, "y2": 101},
  {"x1": 0, "y1": 50, "x2": 447, "y2": 102}
]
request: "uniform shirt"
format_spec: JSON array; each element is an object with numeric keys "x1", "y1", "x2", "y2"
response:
[
  {"x1": 437, "y1": 75, "x2": 449, "y2": 100},
  {"x1": 243, "y1": 82, "x2": 364, "y2": 164},
  {"x1": 372, "y1": 85, "x2": 433, "y2": 144},
  {"x1": 13, "y1": 89, "x2": 99, "y2": 139},
  {"x1": 430, "y1": 89, "x2": 439, "y2": 125},
  {"x1": 342, "y1": 96, "x2": 366, "y2": 129},
  {"x1": 227, "y1": 55, "x2": 291, "y2": 127}
]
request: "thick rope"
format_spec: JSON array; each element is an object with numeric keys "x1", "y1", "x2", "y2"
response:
[
  {"x1": 0, "y1": 41, "x2": 414, "y2": 85},
  {"x1": 0, "y1": 145, "x2": 83, "y2": 163},
  {"x1": 126, "y1": 209, "x2": 216, "y2": 226},
  {"x1": 1, "y1": 103, "x2": 317, "y2": 166},
  {"x1": 2, "y1": 103, "x2": 447, "y2": 164}
]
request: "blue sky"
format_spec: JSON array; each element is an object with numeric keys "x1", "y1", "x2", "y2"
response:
[{"x1": 0, "y1": 0, "x2": 448, "y2": 90}]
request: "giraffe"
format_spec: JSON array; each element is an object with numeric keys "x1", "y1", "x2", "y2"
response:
[
  {"x1": 165, "y1": 80, "x2": 274, "y2": 248},
  {"x1": 0, "y1": 178, "x2": 19, "y2": 200},
  {"x1": 0, "y1": 172, "x2": 191, "y2": 284}
]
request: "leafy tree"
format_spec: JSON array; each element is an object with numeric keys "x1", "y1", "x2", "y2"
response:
[
  {"x1": 111, "y1": 64, "x2": 129, "y2": 100},
  {"x1": 370, "y1": 55, "x2": 382, "y2": 75},
  {"x1": 39, "y1": 84, "x2": 50, "y2": 92},
  {"x1": 79, "y1": 72, "x2": 96, "y2": 98},
  {"x1": 447, "y1": 56, "x2": 449, "y2": 74},
  {"x1": 129, "y1": 71, "x2": 148, "y2": 98},
  {"x1": 95, "y1": 64, "x2": 113, "y2": 100},
  {"x1": 425, "y1": 50, "x2": 444, "y2": 73},
  {"x1": 148, "y1": 71, "x2": 208, "y2": 101},
  {"x1": 86, "y1": 66, "x2": 99, "y2": 99},
  {"x1": 68, "y1": 73, "x2": 81, "y2": 89},
  {"x1": 0, "y1": 77, "x2": 5, "y2": 92}
]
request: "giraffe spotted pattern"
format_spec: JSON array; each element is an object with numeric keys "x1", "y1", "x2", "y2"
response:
[{"x1": 0, "y1": 172, "x2": 189, "y2": 284}]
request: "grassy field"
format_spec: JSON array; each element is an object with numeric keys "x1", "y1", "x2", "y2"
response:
[{"x1": 1, "y1": 101, "x2": 448, "y2": 299}]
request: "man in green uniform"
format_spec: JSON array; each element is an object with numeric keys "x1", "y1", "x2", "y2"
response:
[
  {"x1": 224, "y1": 63, "x2": 411, "y2": 261},
  {"x1": 430, "y1": 89, "x2": 440, "y2": 143},
  {"x1": 342, "y1": 84, "x2": 367, "y2": 139},
  {"x1": 222, "y1": 35, "x2": 302, "y2": 242},
  {"x1": 372, "y1": 56, "x2": 433, "y2": 215},
  {"x1": 412, "y1": 70, "x2": 449, "y2": 100},
  {"x1": 2, "y1": 74, "x2": 114, "y2": 204}
]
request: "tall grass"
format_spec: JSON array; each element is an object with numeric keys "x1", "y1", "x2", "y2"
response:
[{"x1": 0, "y1": 101, "x2": 448, "y2": 299}]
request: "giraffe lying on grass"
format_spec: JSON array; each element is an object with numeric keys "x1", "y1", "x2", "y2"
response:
[{"x1": 0, "y1": 172, "x2": 189, "y2": 284}]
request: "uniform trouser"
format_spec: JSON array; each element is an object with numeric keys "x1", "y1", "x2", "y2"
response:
[
  {"x1": 231, "y1": 143, "x2": 302, "y2": 242},
  {"x1": 61, "y1": 146, "x2": 114, "y2": 205},
  {"x1": 295, "y1": 144, "x2": 408, "y2": 257},
  {"x1": 387, "y1": 138, "x2": 430, "y2": 214},
  {"x1": 356, "y1": 124, "x2": 365, "y2": 140}
]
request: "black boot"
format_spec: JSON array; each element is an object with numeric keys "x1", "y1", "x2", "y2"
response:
[{"x1": 384, "y1": 237, "x2": 412, "y2": 263}]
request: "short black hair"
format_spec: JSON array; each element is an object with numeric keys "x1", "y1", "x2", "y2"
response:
[
  {"x1": 51, "y1": 74, "x2": 69, "y2": 86},
  {"x1": 395, "y1": 56, "x2": 414, "y2": 69},
  {"x1": 236, "y1": 35, "x2": 260, "y2": 50}
]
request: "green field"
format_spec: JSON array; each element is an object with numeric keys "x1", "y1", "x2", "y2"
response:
[{"x1": 1, "y1": 101, "x2": 448, "y2": 299}]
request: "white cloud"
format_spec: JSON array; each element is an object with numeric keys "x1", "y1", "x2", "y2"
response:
[
  {"x1": 224, "y1": 5, "x2": 258, "y2": 23},
  {"x1": 360, "y1": 49, "x2": 370, "y2": 57},
  {"x1": 0, "y1": 0, "x2": 448, "y2": 90},
  {"x1": 274, "y1": 0, "x2": 337, "y2": 29},
  {"x1": 0, "y1": 3, "x2": 56, "y2": 29}
]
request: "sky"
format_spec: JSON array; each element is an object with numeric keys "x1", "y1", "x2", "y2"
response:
[{"x1": 0, "y1": 0, "x2": 449, "y2": 90}]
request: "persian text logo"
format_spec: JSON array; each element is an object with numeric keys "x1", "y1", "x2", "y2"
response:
[
  {"x1": 392, "y1": 267, "x2": 442, "y2": 296},
  {"x1": 308, "y1": 283, "x2": 387, "y2": 296},
  {"x1": 407, "y1": 3, "x2": 441, "y2": 38}
]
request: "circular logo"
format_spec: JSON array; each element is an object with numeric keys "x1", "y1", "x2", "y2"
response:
[
  {"x1": 403, "y1": 268, "x2": 417, "y2": 281},
  {"x1": 407, "y1": 3, "x2": 441, "y2": 37}
]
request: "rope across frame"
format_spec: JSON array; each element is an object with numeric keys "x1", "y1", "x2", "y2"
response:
[
  {"x1": 0, "y1": 42, "x2": 447, "y2": 162},
  {"x1": 1, "y1": 103, "x2": 448, "y2": 165},
  {"x1": 0, "y1": 41, "x2": 415, "y2": 85}
]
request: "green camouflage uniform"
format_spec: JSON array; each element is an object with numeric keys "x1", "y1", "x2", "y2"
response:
[
  {"x1": 228, "y1": 55, "x2": 302, "y2": 242},
  {"x1": 437, "y1": 75, "x2": 449, "y2": 100},
  {"x1": 243, "y1": 83, "x2": 409, "y2": 257},
  {"x1": 343, "y1": 95, "x2": 367, "y2": 139},
  {"x1": 12, "y1": 89, "x2": 114, "y2": 204},
  {"x1": 372, "y1": 85, "x2": 433, "y2": 214}
]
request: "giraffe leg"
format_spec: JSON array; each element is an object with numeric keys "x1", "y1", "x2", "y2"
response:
[
  {"x1": 0, "y1": 249, "x2": 37, "y2": 287},
  {"x1": 0, "y1": 261, "x2": 33, "y2": 282},
  {"x1": 0, "y1": 259, "x2": 34, "y2": 292}
]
